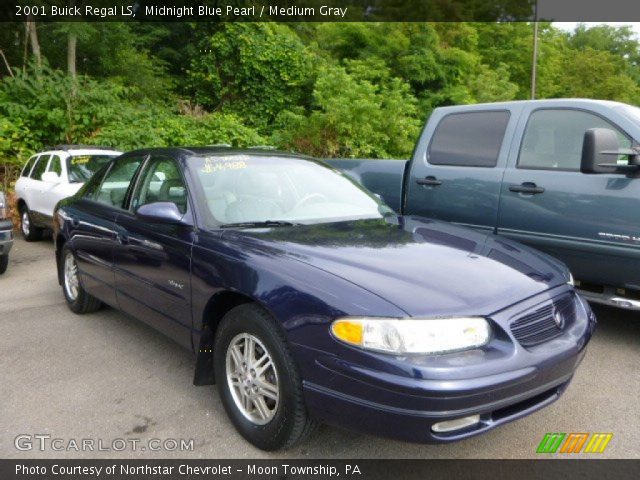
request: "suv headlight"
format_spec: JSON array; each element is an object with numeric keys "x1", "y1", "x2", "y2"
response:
[{"x1": 331, "y1": 317, "x2": 491, "y2": 355}]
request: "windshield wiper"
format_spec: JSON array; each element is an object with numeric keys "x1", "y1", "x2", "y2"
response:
[{"x1": 219, "y1": 220, "x2": 301, "y2": 229}]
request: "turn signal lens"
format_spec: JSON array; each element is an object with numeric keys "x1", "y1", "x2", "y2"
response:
[{"x1": 331, "y1": 320, "x2": 363, "y2": 346}]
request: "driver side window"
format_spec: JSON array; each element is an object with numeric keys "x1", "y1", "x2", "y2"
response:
[{"x1": 133, "y1": 156, "x2": 188, "y2": 214}]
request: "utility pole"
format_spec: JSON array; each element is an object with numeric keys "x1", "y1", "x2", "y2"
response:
[{"x1": 531, "y1": 2, "x2": 539, "y2": 99}]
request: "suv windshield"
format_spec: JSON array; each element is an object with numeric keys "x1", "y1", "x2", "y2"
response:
[
  {"x1": 191, "y1": 154, "x2": 393, "y2": 227},
  {"x1": 67, "y1": 154, "x2": 119, "y2": 183}
]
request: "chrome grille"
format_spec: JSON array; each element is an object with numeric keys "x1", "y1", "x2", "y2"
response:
[{"x1": 511, "y1": 293, "x2": 575, "y2": 347}]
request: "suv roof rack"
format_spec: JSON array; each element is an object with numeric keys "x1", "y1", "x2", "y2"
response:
[{"x1": 47, "y1": 144, "x2": 118, "y2": 152}]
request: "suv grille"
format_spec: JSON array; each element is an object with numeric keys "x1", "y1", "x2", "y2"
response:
[{"x1": 511, "y1": 293, "x2": 576, "y2": 347}]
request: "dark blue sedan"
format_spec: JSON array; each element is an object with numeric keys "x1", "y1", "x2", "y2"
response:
[{"x1": 53, "y1": 148, "x2": 596, "y2": 450}]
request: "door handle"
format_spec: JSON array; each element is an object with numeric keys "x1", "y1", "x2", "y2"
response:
[
  {"x1": 416, "y1": 176, "x2": 442, "y2": 187},
  {"x1": 116, "y1": 233, "x2": 129, "y2": 245},
  {"x1": 509, "y1": 182, "x2": 545, "y2": 195}
]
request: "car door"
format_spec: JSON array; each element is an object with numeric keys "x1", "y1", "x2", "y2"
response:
[
  {"x1": 38, "y1": 153, "x2": 67, "y2": 220},
  {"x1": 70, "y1": 155, "x2": 146, "y2": 307},
  {"x1": 113, "y1": 154, "x2": 194, "y2": 349},
  {"x1": 404, "y1": 108, "x2": 515, "y2": 233},
  {"x1": 497, "y1": 107, "x2": 640, "y2": 289},
  {"x1": 28, "y1": 154, "x2": 51, "y2": 220},
  {"x1": 15, "y1": 154, "x2": 39, "y2": 205}
]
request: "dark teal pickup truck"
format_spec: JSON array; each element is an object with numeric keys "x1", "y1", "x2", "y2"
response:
[{"x1": 329, "y1": 99, "x2": 640, "y2": 310}]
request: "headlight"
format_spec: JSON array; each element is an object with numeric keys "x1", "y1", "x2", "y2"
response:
[{"x1": 331, "y1": 317, "x2": 491, "y2": 355}]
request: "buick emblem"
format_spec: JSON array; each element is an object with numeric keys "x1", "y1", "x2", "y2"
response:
[{"x1": 553, "y1": 308, "x2": 564, "y2": 329}]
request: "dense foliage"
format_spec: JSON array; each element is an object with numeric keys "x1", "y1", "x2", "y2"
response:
[{"x1": 1, "y1": 21, "x2": 640, "y2": 188}]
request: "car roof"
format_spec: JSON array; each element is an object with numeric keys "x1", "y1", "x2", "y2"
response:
[{"x1": 124, "y1": 146, "x2": 315, "y2": 161}]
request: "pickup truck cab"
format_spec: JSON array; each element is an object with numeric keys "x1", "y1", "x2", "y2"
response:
[
  {"x1": 331, "y1": 99, "x2": 640, "y2": 310},
  {"x1": 15, "y1": 145, "x2": 122, "y2": 241}
]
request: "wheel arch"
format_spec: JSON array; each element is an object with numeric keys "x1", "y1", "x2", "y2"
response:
[{"x1": 193, "y1": 290, "x2": 255, "y2": 385}]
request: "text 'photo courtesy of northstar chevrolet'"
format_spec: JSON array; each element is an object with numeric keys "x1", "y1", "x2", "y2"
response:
[{"x1": 53, "y1": 148, "x2": 596, "y2": 450}]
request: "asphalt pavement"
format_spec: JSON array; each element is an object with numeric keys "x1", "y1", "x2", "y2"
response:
[{"x1": 1, "y1": 236, "x2": 638, "y2": 459}]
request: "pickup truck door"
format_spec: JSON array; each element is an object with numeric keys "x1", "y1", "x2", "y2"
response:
[
  {"x1": 113, "y1": 155, "x2": 194, "y2": 350},
  {"x1": 497, "y1": 107, "x2": 640, "y2": 289},
  {"x1": 405, "y1": 108, "x2": 515, "y2": 233}
]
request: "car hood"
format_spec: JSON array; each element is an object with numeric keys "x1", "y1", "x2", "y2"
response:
[{"x1": 223, "y1": 216, "x2": 569, "y2": 317}]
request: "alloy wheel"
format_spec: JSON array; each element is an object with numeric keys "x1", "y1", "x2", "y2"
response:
[
  {"x1": 63, "y1": 252, "x2": 80, "y2": 301},
  {"x1": 225, "y1": 333, "x2": 279, "y2": 425}
]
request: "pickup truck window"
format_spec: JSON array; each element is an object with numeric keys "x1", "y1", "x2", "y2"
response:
[
  {"x1": 518, "y1": 109, "x2": 631, "y2": 170},
  {"x1": 428, "y1": 111, "x2": 510, "y2": 167}
]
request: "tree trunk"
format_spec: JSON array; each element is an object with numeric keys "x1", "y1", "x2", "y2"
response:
[
  {"x1": 67, "y1": 0, "x2": 77, "y2": 78},
  {"x1": 68, "y1": 33, "x2": 77, "y2": 77},
  {"x1": 26, "y1": 17, "x2": 42, "y2": 67}
]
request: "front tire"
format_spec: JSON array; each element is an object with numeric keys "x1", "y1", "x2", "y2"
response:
[
  {"x1": 61, "y1": 245, "x2": 102, "y2": 314},
  {"x1": 0, "y1": 254, "x2": 8, "y2": 274},
  {"x1": 20, "y1": 206, "x2": 43, "y2": 242},
  {"x1": 214, "y1": 304, "x2": 317, "y2": 450}
]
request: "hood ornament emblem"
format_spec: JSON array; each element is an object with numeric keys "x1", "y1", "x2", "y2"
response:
[{"x1": 553, "y1": 307, "x2": 564, "y2": 329}]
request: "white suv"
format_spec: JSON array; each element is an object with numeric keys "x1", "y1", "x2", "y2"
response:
[{"x1": 15, "y1": 145, "x2": 122, "y2": 240}]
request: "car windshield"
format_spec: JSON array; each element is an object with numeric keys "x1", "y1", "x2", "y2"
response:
[
  {"x1": 67, "y1": 154, "x2": 119, "y2": 183},
  {"x1": 191, "y1": 154, "x2": 394, "y2": 227}
]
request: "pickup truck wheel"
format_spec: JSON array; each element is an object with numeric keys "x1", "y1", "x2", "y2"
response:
[
  {"x1": 20, "y1": 206, "x2": 43, "y2": 242},
  {"x1": 0, "y1": 254, "x2": 7, "y2": 274},
  {"x1": 61, "y1": 245, "x2": 102, "y2": 314},
  {"x1": 214, "y1": 304, "x2": 318, "y2": 450}
]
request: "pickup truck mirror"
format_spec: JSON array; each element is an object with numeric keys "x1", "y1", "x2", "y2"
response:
[
  {"x1": 136, "y1": 202, "x2": 186, "y2": 225},
  {"x1": 581, "y1": 128, "x2": 640, "y2": 174},
  {"x1": 41, "y1": 171, "x2": 61, "y2": 183}
]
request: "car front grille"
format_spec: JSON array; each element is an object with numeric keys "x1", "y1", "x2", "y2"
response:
[{"x1": 510, "y1": 293, "x2": 576, "y2": 347}]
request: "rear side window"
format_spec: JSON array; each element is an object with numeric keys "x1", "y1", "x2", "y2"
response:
[
  {"x1": 48, "y1": 154, "x2": 62, "y2": 176},
  {"x1": 95, "y1": 156, "x2": 144, "y2": 209},
  {"x1": 428, "y1": 111, "x2": 510, "y2": 167},
  {"x1": 21, "y1": 156, "x2": 38, "y2": 177},
  {"x1": 518, "y1": 109, "x2": 632, "y2": 170},
  {"x1": 30, "y1": 154, "x2": 50, "y2": 180}
]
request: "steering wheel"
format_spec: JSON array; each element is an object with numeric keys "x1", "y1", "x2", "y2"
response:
[{"x1": 293, "y1": 193, "x2": 328, "y2": 210}]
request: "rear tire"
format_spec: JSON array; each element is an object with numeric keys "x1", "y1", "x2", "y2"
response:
[
  {"x1": 214, "y1": 303, "x2": 317, "y2": 450},
  {"x1": 61, "y1": 245, "x2": 102, "y2": 314},
  {"x1": 0, "y1": 254, "x2": 8, "y2": 274},
  {"x1": 20, "y1": 206, "x2": 43, "y2": 242}
]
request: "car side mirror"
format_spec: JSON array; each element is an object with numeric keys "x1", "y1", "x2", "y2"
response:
[
  {"x1": 41, "y1": 171, "x2": 61, "y2": 183},
  {"x1": 581, "y1": 128, "x2": 640, "y2": 174},
  {"x1": 136, "y1": 202, "x2": 186, "y2": 224}
]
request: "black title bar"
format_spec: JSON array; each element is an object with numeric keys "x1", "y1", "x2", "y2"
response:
[{"x1": 3, "y1": 1, "x2": 640, "y2": 22}]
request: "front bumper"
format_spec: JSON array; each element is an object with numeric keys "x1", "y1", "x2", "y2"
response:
[
  {"x1": 0, "y1": 219, "x2": 13, "y2": 255},
  {"x1": 296, "y1": 285, "x2": 595, "y2": 443}
]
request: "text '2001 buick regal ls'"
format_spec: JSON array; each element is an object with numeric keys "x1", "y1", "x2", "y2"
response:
[{"x1": 53, "y1": 148, "x2": 596, "y2": 450}]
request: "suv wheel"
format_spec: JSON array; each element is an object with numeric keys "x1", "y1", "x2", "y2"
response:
[
  {"x1": 0, "y1": 254, "x2": 8, "y2": 274},
  {"x1": 214, "y1": 304, "x2": 317, "y2": 450},
  {"x1": 20, "y1": 206, "x2": 43, "y2": 242},
  {"x1": 61, "y1": 245, "x2": 102, "y2": 314}
]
